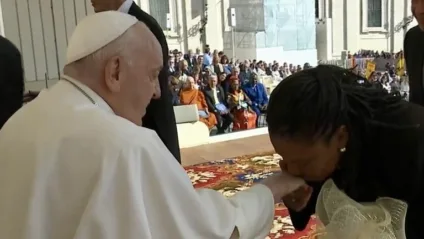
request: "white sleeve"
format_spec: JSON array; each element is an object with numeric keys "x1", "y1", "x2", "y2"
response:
[{"x1": 73, "y1": 131, "x2": 275, "y2": 239}]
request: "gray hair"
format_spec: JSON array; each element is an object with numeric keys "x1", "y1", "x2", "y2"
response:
[{"x1": 208, "y1": 73, "x2": 217, "y2": 80}]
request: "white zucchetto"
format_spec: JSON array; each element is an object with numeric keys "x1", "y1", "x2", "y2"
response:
[{"x1": 66, "y1": 11, "x2": 138, "y2": 65}]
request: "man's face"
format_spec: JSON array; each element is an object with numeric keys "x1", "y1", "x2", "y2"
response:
[
  {"x1": 412, "y1": 0, "x2": 424, "y2": 30},
  {"x1": 232, "y1": 68, "x2": 239, "y2": 77},
  {"x1": 209, "y1": 76, "x2": 218, "y2": 87},
  {"x1": 251, "y1": 75, "x2": 258, "y2": 84},
  {"x1": 231, "y1": 79, "x2": 240, "y2": 90},
  {"x1": 169, "y1": 58, "x2": 175, "y2": 67},
  {"x1": 91, "y1": 0, "x2": 124, "y2": 12},
  {"x1": 106, "y1": 27, "x2": 163, "y2": 125},
  {"x1": 219, "y1": 73, "x2": 226, "y2": 82},
  {"x1": 185, "y1": 77, "x2": 195, "y2": 89}
]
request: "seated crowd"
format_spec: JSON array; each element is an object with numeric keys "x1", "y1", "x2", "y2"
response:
[{"x1": 167, "y1": 46, "x2": 305, "y2": 134}]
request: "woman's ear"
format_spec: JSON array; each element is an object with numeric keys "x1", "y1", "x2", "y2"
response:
[{"x1": 335, "y1": 125, "x2": 349, "y2": 149}]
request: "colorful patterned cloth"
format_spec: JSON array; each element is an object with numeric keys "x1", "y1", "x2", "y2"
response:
[{"x1": 184, "y1": 153, "x2": 319, "y2": 239}]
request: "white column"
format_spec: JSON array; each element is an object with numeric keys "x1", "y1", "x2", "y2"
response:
[
  {"x1": 324, "y1": 0, "x2": 330, "y2": 18},
  {"x1": 0, "y1": 0, "x2": 4, "y2": 36},
  {"x1": 137, "y1": 0, "x2": 150, "y2": 13}
]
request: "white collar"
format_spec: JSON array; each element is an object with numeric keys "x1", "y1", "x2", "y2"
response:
[
  {"x1": 61, "y1": 75, "x2": 114, "y2": 114},
  {"x1": 118, "y1": 0, "x2": 133, "y2": 13}
]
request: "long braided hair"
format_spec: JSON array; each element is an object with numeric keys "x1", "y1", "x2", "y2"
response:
[{"x1": 266, "y1": 65, "x2": 413, "y2": 196}]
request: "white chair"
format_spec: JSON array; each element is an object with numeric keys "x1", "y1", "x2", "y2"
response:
[{"x1": 173, "y1": 104, "x2": 210, "y2": 148}]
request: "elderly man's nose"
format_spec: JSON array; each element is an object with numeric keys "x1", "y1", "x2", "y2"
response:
[{"x1": 152, "y1": 83, "x2": 161, "y2": 99}]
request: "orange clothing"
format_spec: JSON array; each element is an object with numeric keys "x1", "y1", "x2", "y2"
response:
[
  {"x1": 180, "y1": 89, "x2": 217, "y2": 129},
  {"x1": 227, "y1": 90, "x2": 257, "y2": 131}
]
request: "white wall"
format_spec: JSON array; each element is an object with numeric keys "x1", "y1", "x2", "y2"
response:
[
  {"x1": 328, "y1": 0, "x2": 416, "y2": 56},
  {"x1": 0, "y1": 0, "x2": 94, "y2": 84}
]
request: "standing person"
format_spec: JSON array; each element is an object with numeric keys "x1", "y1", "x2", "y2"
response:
[
  {"x1": 0, "y1": 36, "x2": 24, "y2": 130},
  {"x1": 404, "y1": 0, "x2": 424, "y2": 106},
  {"x1": 0, "y1": 12, "x2": 307, "y2": 238},
  {"x1": 91, "y1": 0, "x2": 181, "y2": 163}
]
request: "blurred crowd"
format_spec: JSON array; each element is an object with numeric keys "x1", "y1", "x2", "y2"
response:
[
  {"x1": 167, "y1": 45, "x2": 312, "y2": 135},
  {"x1": 349, "y1": 49, "x2": 409, "y2": 99}
]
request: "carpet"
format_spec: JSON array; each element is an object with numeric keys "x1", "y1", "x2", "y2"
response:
[{"x1": 184, "y1": 152, "x2": 318, "y2": 239}]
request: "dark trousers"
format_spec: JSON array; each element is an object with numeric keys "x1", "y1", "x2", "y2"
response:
[{"x1": 215, "y1": 112, "x2": 233, "y2": 133}]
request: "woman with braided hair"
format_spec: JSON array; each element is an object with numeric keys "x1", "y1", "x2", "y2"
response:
[{"x1": 266, "y1": 65, "x2": 424, "y2": 238}]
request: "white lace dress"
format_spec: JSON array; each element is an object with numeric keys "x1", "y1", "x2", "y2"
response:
[{"x1": 314, "y1": 179, "x2": 408, "y2": 239}]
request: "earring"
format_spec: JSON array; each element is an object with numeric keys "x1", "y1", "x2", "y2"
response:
[{"x1": 340, "y1": 147, "x2": 346, "y2": 152}]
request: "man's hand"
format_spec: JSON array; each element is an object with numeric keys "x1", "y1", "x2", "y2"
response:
[
  {"x1": 282, "y1": 185, "x2": 313, "y2": 212},
  {"x1": 278, "y1": 159, "x2": 313, "y2": 211},
  {"x1": 260, "y1": 171, "x2": 306, "y2": 204}
]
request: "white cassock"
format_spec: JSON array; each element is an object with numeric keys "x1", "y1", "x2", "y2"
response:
[
  {"x1": 0, "y1": 76, "x2": 274, "y2": 239},
  {"x1": 0, "y1": 11, "x2": 275, "y2": 239}
]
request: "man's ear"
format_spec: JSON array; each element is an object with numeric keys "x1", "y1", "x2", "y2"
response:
[{"x1": 104, "y1": 56, "x2": 121, "y2": 93}]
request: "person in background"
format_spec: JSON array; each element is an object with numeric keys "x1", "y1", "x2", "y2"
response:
[
  {"x1": 191, "y1": 67, "x2": 203, "y2": 88},
  {"x1": 184, "y1": 49, "x2": 196, "y2": 68},
  {"x1": 279, "y1": 64, "x2": 291, "y2": 79},
  {"x1": 243, "y1": 73, "x2": 269, "y2": 126},
  {"x1": 196, "y1": 54, "x2": 204, "y2": 70},
  {"x1": 296, "y1": 65, "x2": 302, "y2": 72},
  {"x1": 227, "y1": 77, "x2": 257, "y2": 131},
  {"x1": 223, "y1": 67, "x2": 240, "y2": 94},
  {"x1": 238, "y1": 64, "x2": 251, "y2": 85},
  {"x1": 203, "y1": 74, "x2": 233, "y2": 134},
  {"x1": 168, "y1": 55, "x2": 176, "y2": 75},
  {"x1": 400, "y1": 75, "x2": 410, "y2": 101},
  {"x1": 220, "y1": 54, "x2": 232, "y2": 74},
  {"x1": 211, "y1": 54, "x2": 224, "y2": 75},
  {"x1": 303, "y1": 62, "x2": 312, "y2": 69},
  {"x1": 203, "y1": 46, "x2": 212, "y2": 68},
  {"x1": 178, "y1": 59, "x2": 191, "y2": 76},
  {"x1": 266, "y1": 65, "x2": 424, "y2": 239},
  {"x1": 90, "y1": 0, "x2": 180, "y2": 163},
  {"x1": 180, "y1": 76, "x2": 217, "y2": 130},
  {"x1": 403, "y1": 0, "x2": 424, "y2": 106},
  {"x1": 218, "y1": 72, "x2": 227, "y2": 86},
  {"x1": 256, "y1": 61, "x2": 266, "y2": 76},
  {"x1": 169, "y1": 76, "x2": 181, "y2": 106},
  {"x1": 0, "y1": 36, "x2": 24, "y2": 130},
  {"x1": 389, "y1": 75, "x2": 401, "y2": 94}
]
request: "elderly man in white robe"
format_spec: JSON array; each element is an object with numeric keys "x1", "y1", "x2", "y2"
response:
[{"x1": 0, "y1": 12, "x2": 305, "y2": 239}]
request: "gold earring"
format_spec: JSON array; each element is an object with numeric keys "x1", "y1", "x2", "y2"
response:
[{"x1": 340, "y1": 147, "x2": 346, "y2": 152}]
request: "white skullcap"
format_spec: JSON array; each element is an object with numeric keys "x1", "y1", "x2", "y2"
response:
[{"x1": 66, "y1": 11, "x2": 138, "y2": 65}]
